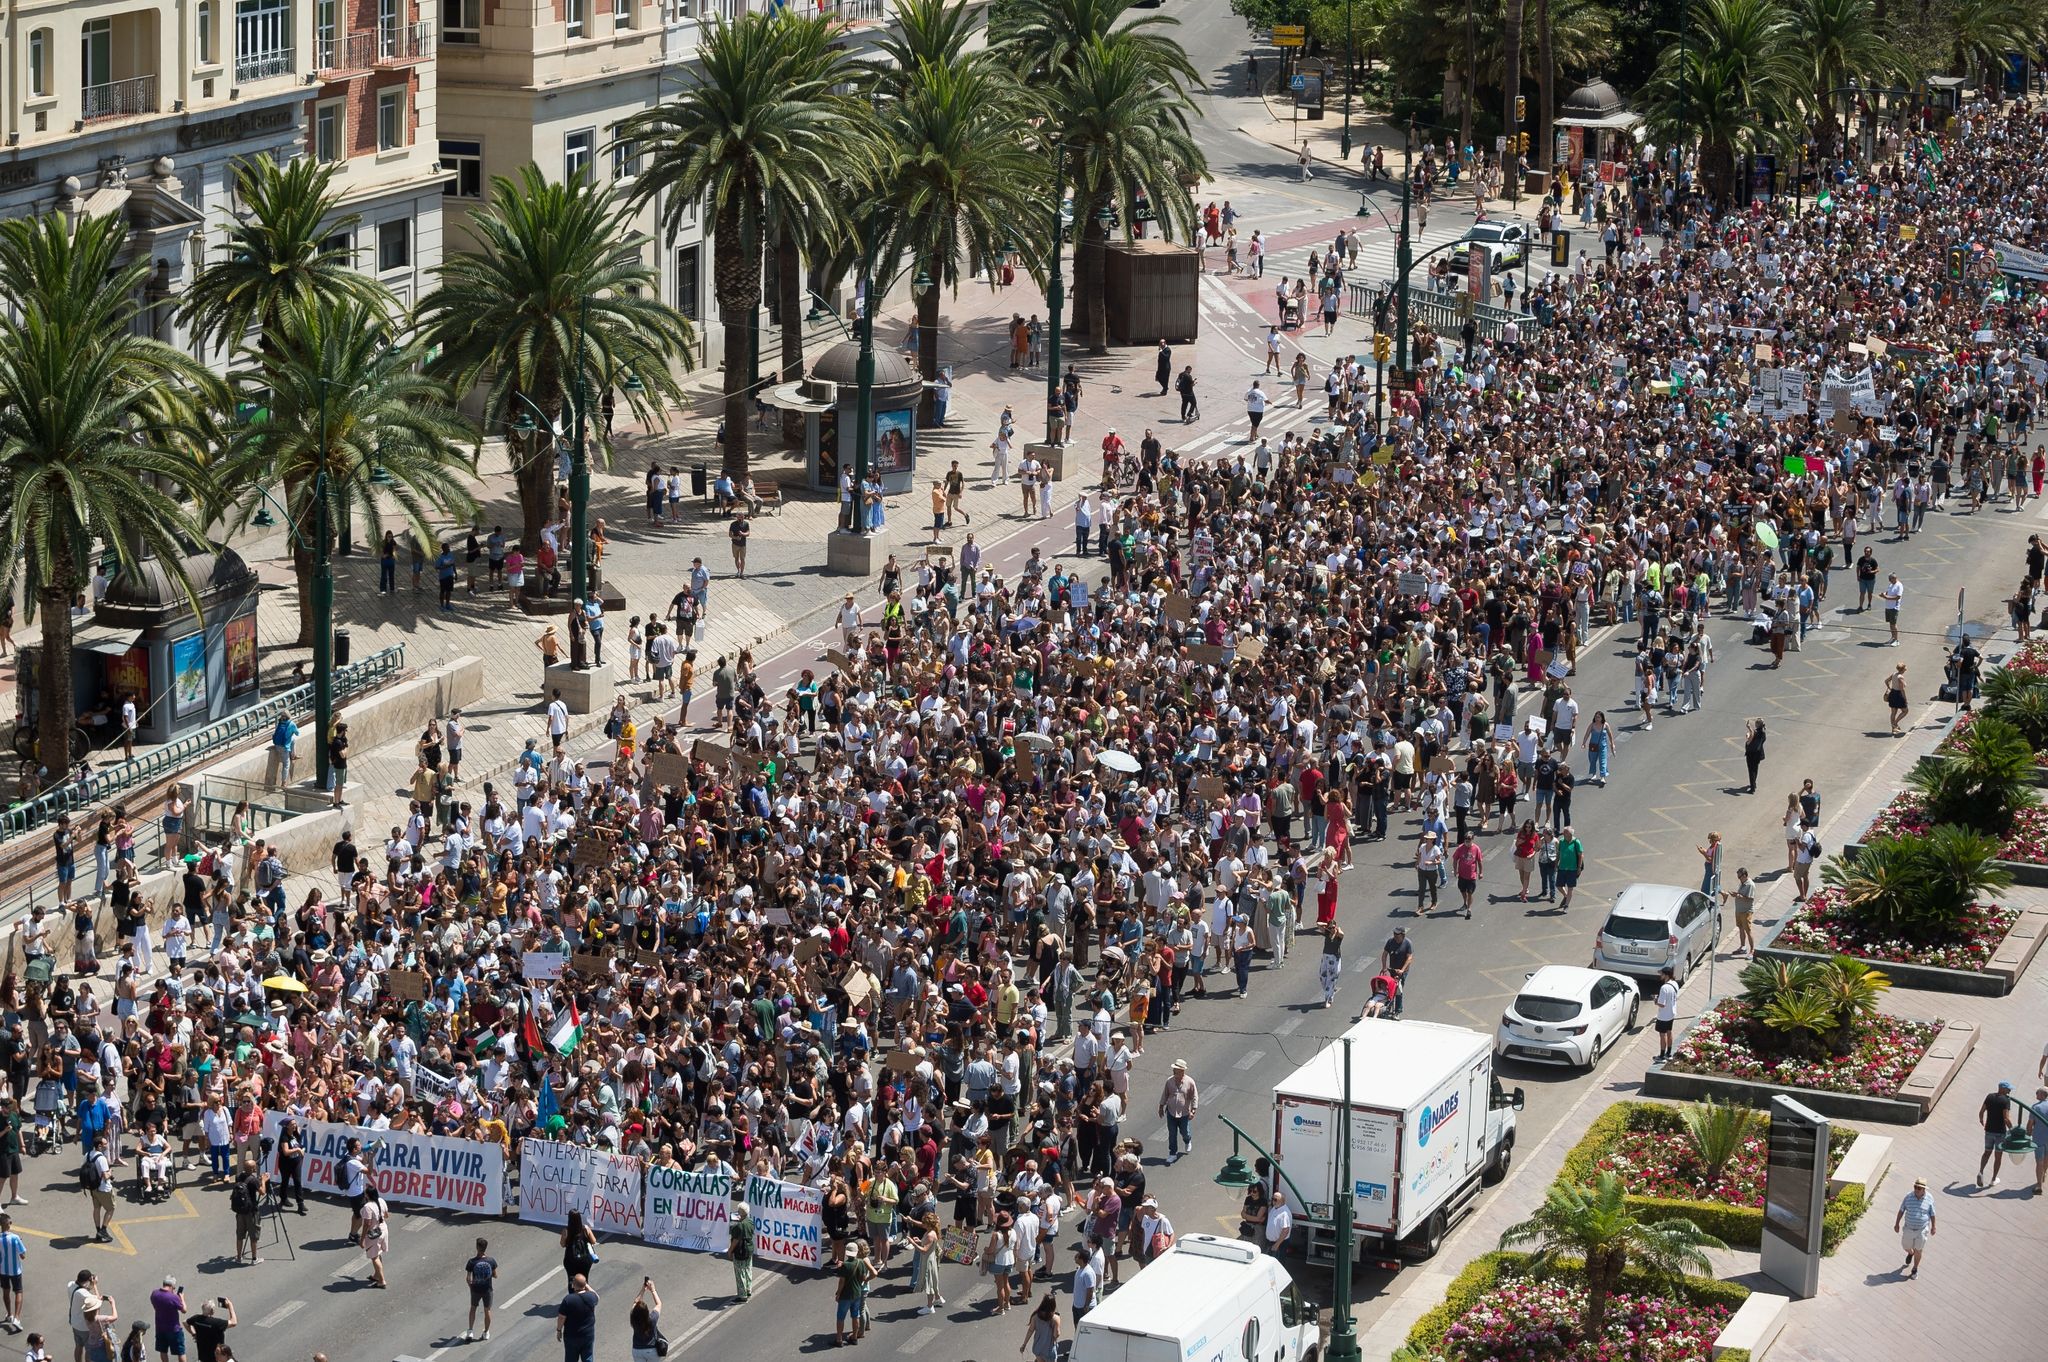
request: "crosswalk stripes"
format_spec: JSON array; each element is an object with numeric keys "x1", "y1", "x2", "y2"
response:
[{"x1": 1169, "y1": 399, "x2": 1328, "y2": 459}]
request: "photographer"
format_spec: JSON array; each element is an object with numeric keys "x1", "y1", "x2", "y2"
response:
[
  {"x1": 274, "y1": 1122, "x2": 306, "y2": 1214},
  {"x1": 229, "y1": 1157, "x2": 266, "y2": 1266},
  {"x1": 182, "y1": 1298, "x2": 233, "y2": 1362},
  {"x1": 338, "y1": 1138, "x2": 369, "y2": 1240}
]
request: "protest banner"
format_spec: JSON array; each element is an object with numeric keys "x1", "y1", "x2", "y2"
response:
[
  {"x1": 522, "y1": 951, "x2": 567, "y2": 981},
  {"x1": 387, "y1": 970, "x2": 429, "y2": 1001},
  {"x1": 265, "y1": 1113, "x2": 503, "y2": 1215},
  {"x1": 748, "y1": 1175, "x2": 825, "y2": 1269},
  {"x1": 645, "y1": 1165, "x2": 734, "y2": 1252},
  {"x1": 519, "y1": 1139, "x2": 593, "y2": 1228},
  {"x1": 587, "y1": 1150, "x2": 646, "y2": 1238}
]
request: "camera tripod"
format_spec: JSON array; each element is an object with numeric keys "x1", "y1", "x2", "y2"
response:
[{"x1": 259, "y1": 1190, "x2": 298, "y2": 1260}]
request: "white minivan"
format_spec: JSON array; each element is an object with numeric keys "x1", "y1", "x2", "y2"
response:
[
  {"x1": 1069, "y1": 1234, "x2": 1322, "y2": 1362},
  {"x1": 1591, "y1": 882, "x2": 1721, "y2": 983}
]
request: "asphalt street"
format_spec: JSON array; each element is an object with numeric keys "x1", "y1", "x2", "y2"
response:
[{"x1": 23, "y1": 15, "x2": 2046, "y2": 1362}]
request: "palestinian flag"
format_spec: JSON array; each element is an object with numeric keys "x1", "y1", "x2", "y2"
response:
[{"x1": 547, "y1": 996, "x2": 584, "y2": 1056}]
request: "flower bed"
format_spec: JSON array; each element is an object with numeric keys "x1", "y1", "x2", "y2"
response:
[
  {"x1": 1403, "y1": 1252, "x2": 1748, "y2": 1362},
  {"x1": 1775, "y1": 888, "x2": 2021, "y2": 971},
  {"x1": 1934, "y1": 708, "x2": 2048, "y2": 765},
  {"x1": 1663, "y1": 999, "x2": 1937, "y2": 1097},
  {"x1": 1554, "y1": 1101, "x2": 1870, "y2": 1252},
  {"x1": 1865, "y1": 794, "x2": 2048, "y2": 864}
]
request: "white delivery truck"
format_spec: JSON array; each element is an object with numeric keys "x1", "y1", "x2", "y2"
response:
[
  {"x1": 1270, "y1": 1017, "x2": 1522, "y2": 1264},
  {"x1": 1070, "y1": 1234, "x2": 1323, "y2": 1362}
]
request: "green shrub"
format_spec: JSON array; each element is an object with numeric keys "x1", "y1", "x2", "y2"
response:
[
  {"x1": 1400, "y1": 1250, "x2": 1750, "y2": 1357},
  {"x1": 1908, "y1": 714, "x2": 2040, "y2": 834},
  {"x1": 1823, "y1": 827, "x2": 2011, "y2": 941}
]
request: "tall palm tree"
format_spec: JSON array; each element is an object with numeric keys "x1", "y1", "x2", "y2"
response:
[
  {"x1": 1503, "y1": 0, "x2": 1525, "y2": 184},
  {"x1": 1051, "y1": 35, "x2": 1204, "y2": 352},
  {"x1": 1795, "y1": 0, "x2": 1899, "y2": 156},
  {"x1": 419, "y1": 164, "x2": 695, "y2": 554},
  {"x1": 880, "y1": 58, "x2": 1041, "y2": 423},
  {"x1": 1006, "y1": 0, "x2": 1193, "y2": 85},
  {"x1": 223, "y1": 299, "x2": 479, "y2": 640},
  {"x1": 1640, "y1": 0, "x2": 1801, "y2": 202},
  {"x1": 0, "y1": 213, "x2": 220, "y2": 780},
  {"x1": 180, "y1": 156, "x2": 396, "y2": 362},
  {"x1": 1498, "y1": 1172, "x2": 1725, "y2": 1342},
  {"x1": 1949, "y1": 0, "x2": 2038, "y2": 87},
  {"x1": 1417, "y1": 0, "x2": 1614, "y2": 105},
  {"x1": 623, "y1": 12, "x2": 867, "y2": 479},
  {"x1": 1535, "y1": 0, "x2": 1556, "y2": 171}
]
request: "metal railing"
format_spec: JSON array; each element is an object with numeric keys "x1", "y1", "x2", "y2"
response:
[
  {"x1": 199, "y1": 774, "x2": 335, "y2": 821},
  {"x1": 0, "y1": 643, "x2": 406, "y2": 844},
  {"x1": 1347, "y1": 280, "x2": 1538, "y2": 342},
  {"x1": 81, "y1": 75, "x2": 159, "y2": 123},
  {"x1": 343, "y1": 21, "x2": 434, "y2": 68},
  {"x1": 234, "y1": 48, "x2": 295, "y2": 83}
]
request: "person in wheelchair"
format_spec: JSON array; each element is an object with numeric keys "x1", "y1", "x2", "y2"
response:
[{"x1": 136, "y1": 1122, "x2": 173, "y2": 1200}]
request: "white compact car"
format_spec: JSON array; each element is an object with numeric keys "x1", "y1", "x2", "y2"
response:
[
  {"x1": 1496, "y1": 965, "x2": 1642, "y2": 1068},
  {"x1": 1592, "y1": 882, "x2": 1722, "y2": 982},
  {"x1": 1461, "y1": 220, "x2": 1530, "y2": 270}
]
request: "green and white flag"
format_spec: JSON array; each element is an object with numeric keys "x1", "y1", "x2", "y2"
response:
[
  {"x1": 1922, "y1": 139, "x2": 1942, "y2": 164},
  {"x1": 1815, "y1": 187, "x2": 1835, "y2": 213}
]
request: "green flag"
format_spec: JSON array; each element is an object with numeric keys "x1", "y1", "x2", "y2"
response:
[
  {"x1": 1816, "y1": 188, "x2": 1835, "y2": 213},
  {"x1": 1922, "y1": 139, "x2": 1942, "y2": 164}
]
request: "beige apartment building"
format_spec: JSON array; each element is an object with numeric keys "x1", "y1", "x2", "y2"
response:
[
  {"x1": 434, "y1": 0, "x2": 891, "y2": 374},
  {"x1": 0, "y1": 0, "x2": 447, "y2": 361}
]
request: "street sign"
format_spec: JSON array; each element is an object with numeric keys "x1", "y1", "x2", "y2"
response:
[
  {"x1": 1272, "y1": 23, "x2": 1305, "y2": 46},
  {"x1": 1291, "y1": 74, "x2": 1307, "y2": 91}
]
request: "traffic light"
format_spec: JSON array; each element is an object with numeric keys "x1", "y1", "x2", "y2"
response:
[
  {"x1": 1514, "y1": 95, "x2": 1527, "y2": 124},
  {"x1": 1374, "y1": 333, "x2": 1392, "y2": 363},
  {"x1": 1948, "y1": 246, "x2": 1966, "y2": 281},
  {"x1": 1551, "y1": 229, "x2": 1570, "y2": 267},
  {"x1": 1520, "y1": 132, "x2": 1531, "y2": 155}
]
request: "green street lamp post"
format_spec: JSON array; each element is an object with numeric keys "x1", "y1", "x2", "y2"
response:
[
  {"x1": 1044, "y1": 139, "x2": 1066, "y2": 446},
  {"x1": 852, "y1": 225, "x2": 877, "y2": 535},
  {"x1": 1395, "y1": 118, "x2": 1415, "y2": 373},
  {"x1": 1340, "y1": 0, "x2": 1355, "y2": 160},
  {"x1": 1213, "y1": 1035, "x2": 1361, "y2": 1362},
  {"x1": 244, "y1": 465, "x2": 335, "y2": 790}
]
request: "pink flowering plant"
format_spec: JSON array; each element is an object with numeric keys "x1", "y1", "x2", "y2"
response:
[
  {"x1": 1867, "y1": 797, "x2": 2048, "y2": 864},
  {"x1": 1435, "y1": 1277, "x2": 1731, "y2": 1362},
  {"x1": 1777, "y1": 888, "x2": 2018, "y2": 971},
  {"x1": 1588, "y1": 1105, "x2": 1853, "y2": 1208},
  {"x1": 1664, "y1": 998, "x2": 1936, "y2": 1096}
]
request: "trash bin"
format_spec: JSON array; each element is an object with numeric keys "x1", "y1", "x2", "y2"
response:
[
  {"x1": 333, "y1": 627, "x2": 351, "y2": 668},
  {"x1": 691, "y1": 463, "x2": 708, "y2": 498}
]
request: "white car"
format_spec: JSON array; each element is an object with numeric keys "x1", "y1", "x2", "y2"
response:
[
  {"x1": 1495, "y1": 965, "x2": 1642, "y2": 1069},
  {"x1": 1461, "y1": 220, "x2": 1530, "y2": 270}
]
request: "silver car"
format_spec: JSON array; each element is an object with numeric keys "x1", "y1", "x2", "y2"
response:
[{"x1": 1591, "y1": 882, "x2": 1721, "y2": 984}]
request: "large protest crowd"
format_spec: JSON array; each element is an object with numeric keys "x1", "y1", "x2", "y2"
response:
[{"x1": 4, "y1": 89, "x2": 2048, "y2": 1355}]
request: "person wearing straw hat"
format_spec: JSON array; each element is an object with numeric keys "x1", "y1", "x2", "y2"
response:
[{"x1": 1893, "y1": 1177, "x2": 1935, "y2": 1277}]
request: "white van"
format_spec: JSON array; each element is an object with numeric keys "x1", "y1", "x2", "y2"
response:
[{"x1": 1069, "y1": 1234, "x2": 1322, "y2": 1362}]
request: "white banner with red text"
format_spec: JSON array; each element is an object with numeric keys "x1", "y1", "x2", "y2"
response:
[
  {"x1": 262, "y1": 1112, "x2": 505, "y2": 1215},
  {"x1": 515, "y1": 1140, "x2": 819, "y2": 1264}
]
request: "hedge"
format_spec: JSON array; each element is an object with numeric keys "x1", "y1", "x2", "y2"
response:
[
  {"x1": 1554, "y1": 1099, "x2": 1872, "y2": 1254},
  {"x1": 1401, "y1": 1250, "x2": 1750, "y2": 1359}
]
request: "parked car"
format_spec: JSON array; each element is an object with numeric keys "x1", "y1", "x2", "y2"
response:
[
  {"x1": 1495, "y1": 965, "x2": 1642, "y2": 1069},
  {"x1": 1460, "y1": 220, "x2": 1530, "y2": 270},
  {"x1": 1591, "y1": 882, "x2": 1721, "y2": 983}
]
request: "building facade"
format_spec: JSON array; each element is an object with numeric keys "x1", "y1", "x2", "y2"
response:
[{"x1": 0, "y1": 0, "x2": 448, "y2": 361}]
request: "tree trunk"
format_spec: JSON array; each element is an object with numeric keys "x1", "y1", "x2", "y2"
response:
[
  {"x1": 915, "y1": 279, "x2": 942, "y2": 427},
  {"x1": 1535, "y1": 0, "x2": 1555, "y2": 172},
  {"x1": 35, "y1": 557, "x2": 76, "y2": 782},
  {"x1": 515, "y1": 437, "x2": 554, "y2": 558},
  {"x1": 714, "y1": 198, "x2": 761, "y2": 481},
  {"x1": 778, "y1": 227, "x2": 806, "y2": 447},
  {"x1": 1080, "y1": 194, "x2": 1110, "y2": 355},
  {"x1": 1503, "y1": 0, "x2": 1525, "y2": 187}
]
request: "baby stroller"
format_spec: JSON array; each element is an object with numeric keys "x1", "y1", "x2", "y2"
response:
[
  {"x1": 26, "y1": 1077, "x2": 66, "y2": 1156},
  {"x1": 1353, "y1": 972, "x2": 1402, "y2": 1022}
]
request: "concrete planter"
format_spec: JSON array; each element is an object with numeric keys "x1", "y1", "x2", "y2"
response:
[
  {"x1": 1757, "y1": 908, "x2": 2048, "y2": 996},
  {"x1": 1644, "y1": 1020, "x2": 1978, "y2": 1126}
]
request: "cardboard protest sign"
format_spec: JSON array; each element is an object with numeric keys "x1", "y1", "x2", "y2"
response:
[
  {"x1": 1234, "y1": 636, "x2": 1266, "y2": 665},
  {"x1": 569, "y1": 950, "x2": 609, "y2": 977},
  {"x1": 691, "y1": 739, "x2": 732, "y2": 768},
  {"x1": 1191, "y1": 775, "x2": 1226, "y2": 801},
  {"x1": 387, "y1": 970, "x2": 429, "y2": 1001},
  {"x1": 1162, "y1": 594, "x2": 1194, "y2": 623},
  {"x1": 647, "y1": 752, "x2": 691, "y2": 789},
  {"x1": 1185, "y1": 644, "x2": 1226, "y2": 666}
]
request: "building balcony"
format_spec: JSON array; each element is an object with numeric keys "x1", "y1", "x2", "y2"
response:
[
  {"x1": 81, "y1": 74, "x2": 159, "y2": 125},
  {"x1": 233, "y1": 48, "x2": 295, "y2": 83},
  {"x1": 320, "y1": 21, "x2": 435, "y2": 71}
]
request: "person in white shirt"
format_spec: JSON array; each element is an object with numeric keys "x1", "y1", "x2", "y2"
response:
[
  {"x1": 1654, "y1": 966, "x2": 1680, "y2": 1062},
  {"x1": 1069, "y1": 1245, "x2": 1099, "y2": 1328},
  {"x1": 1263, "y1": 1187, "x2": 1294, "y2": 1255}
]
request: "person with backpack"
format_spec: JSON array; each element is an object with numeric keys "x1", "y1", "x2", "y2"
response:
[
  {"x1": 82, "y1": 1134, "x2": 114, "y2": 1244},
  {"x1": 229, "y1": 1156, "x2": 265, "y2": 1265},
  {"x1": 336, "y1": 1138, "x2": 369, "y2": 1242},
  {"x1": 461, "y1": 1237, "x2": 498, "y2": 1341},
  {"x1": 728, "y1": 1198, "x2": 754, "y2": 1303}
]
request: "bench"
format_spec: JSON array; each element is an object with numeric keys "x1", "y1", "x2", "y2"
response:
[
  {"x1": 750, "y1": 483, "x2": 785, "y2": 516},
  {"x1": 1711, "y1": 1292, "x2": 1789, "y2": 1360},
  {"x1": 1828, "y1": 1131, "x2": 1892, "y2": 1195}
]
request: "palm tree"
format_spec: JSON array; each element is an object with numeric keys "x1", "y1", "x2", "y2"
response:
[
  {"x1": 1640, "y1": 0, "x2": 1802, "y2": 202},
  {"x1": 419, "y1": 164, "x2": 695, "y2": 554},
  {"x1": 1678, "y1": 1100, "x2": 1756, "y2": 1190},
  {"x1": 0, "y1": 213, "x2": 221, "y2": 780},
  {"x1": 1795, "y1": 0, "x2": 1899, "y2": 156},
  {"x1": 224, "y1": 300, "x2": 480, "y2": 643},
  {"x1": 1907, "y1": 712, "x2": 2040, "y2": 835},
  {"x1": 880, "y1": 58, "x2": 1041, "y2": 422},
  {"x1": 1498, "y1": 1172, "x2": 1725, "y2": 1342},
  {"x1": 1503, "y1": 0, "x2": 1525, "y2": 185},
  {"x1": 180, "y1": 156, "x2": 396, "y2": 362},
  {"x1": 1006, "y1": 0, "x2": 1193, "y2": 85},
  {"x1": 1535, "y1": 0, "x2": 1556, "y2": 171},
  {"x1": 1050, "y1": 35, "x2": 1205, "y2": 352},
  {"x1": 623, "y1": 12, "x2": 868, "y2": 479}
]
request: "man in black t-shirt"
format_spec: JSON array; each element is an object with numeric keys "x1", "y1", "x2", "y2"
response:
[
  {"x1": 1380, "y1": 928, "x2": 1415, "y2": 1015},
  {"x1": 230, "y1": 1158, "x2": 265, "y2": 1264},
  {"x1": 555, "y1": 1275, "x2": 598, "y2": 1362},
  {"x1": 1979, "y1": 1080, "x2": 2017, "y2": 1187},
  {"x1": 462, "y1": 1237, "x2": 497, "y2": 1342},
  {"x1": 184, "y1": 1297, "x2": 234, "y2": 1362}
]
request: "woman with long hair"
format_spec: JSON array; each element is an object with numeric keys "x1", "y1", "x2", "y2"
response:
[
  {"x1": 560, "y1": 1207, "x2": 597, "y2": 1283},
  {"x1": 360, "y1": 1184, "x2": 389, "y2": 1287},
  {"x1": 1512, "y1": 819, "x2": 1539, "y2": 901}
]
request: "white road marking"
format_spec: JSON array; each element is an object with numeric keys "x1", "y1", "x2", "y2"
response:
[
  {"x1": 331, "y1": 1254, "x2": 368, "y2": 1278},
  {"x1": 1275, "y1": 1015, "x2": 1304, "y2": 1035},
  {"x1": 1232, "y1": 1049, "x2": 1266, "y2": 1070},
  {"x1": 902, "y1": 1326, "x2": 944, "y2": 1353},
  {"x1": 254, "y1": 1301, "x2": 305, "y2": 1329}
]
